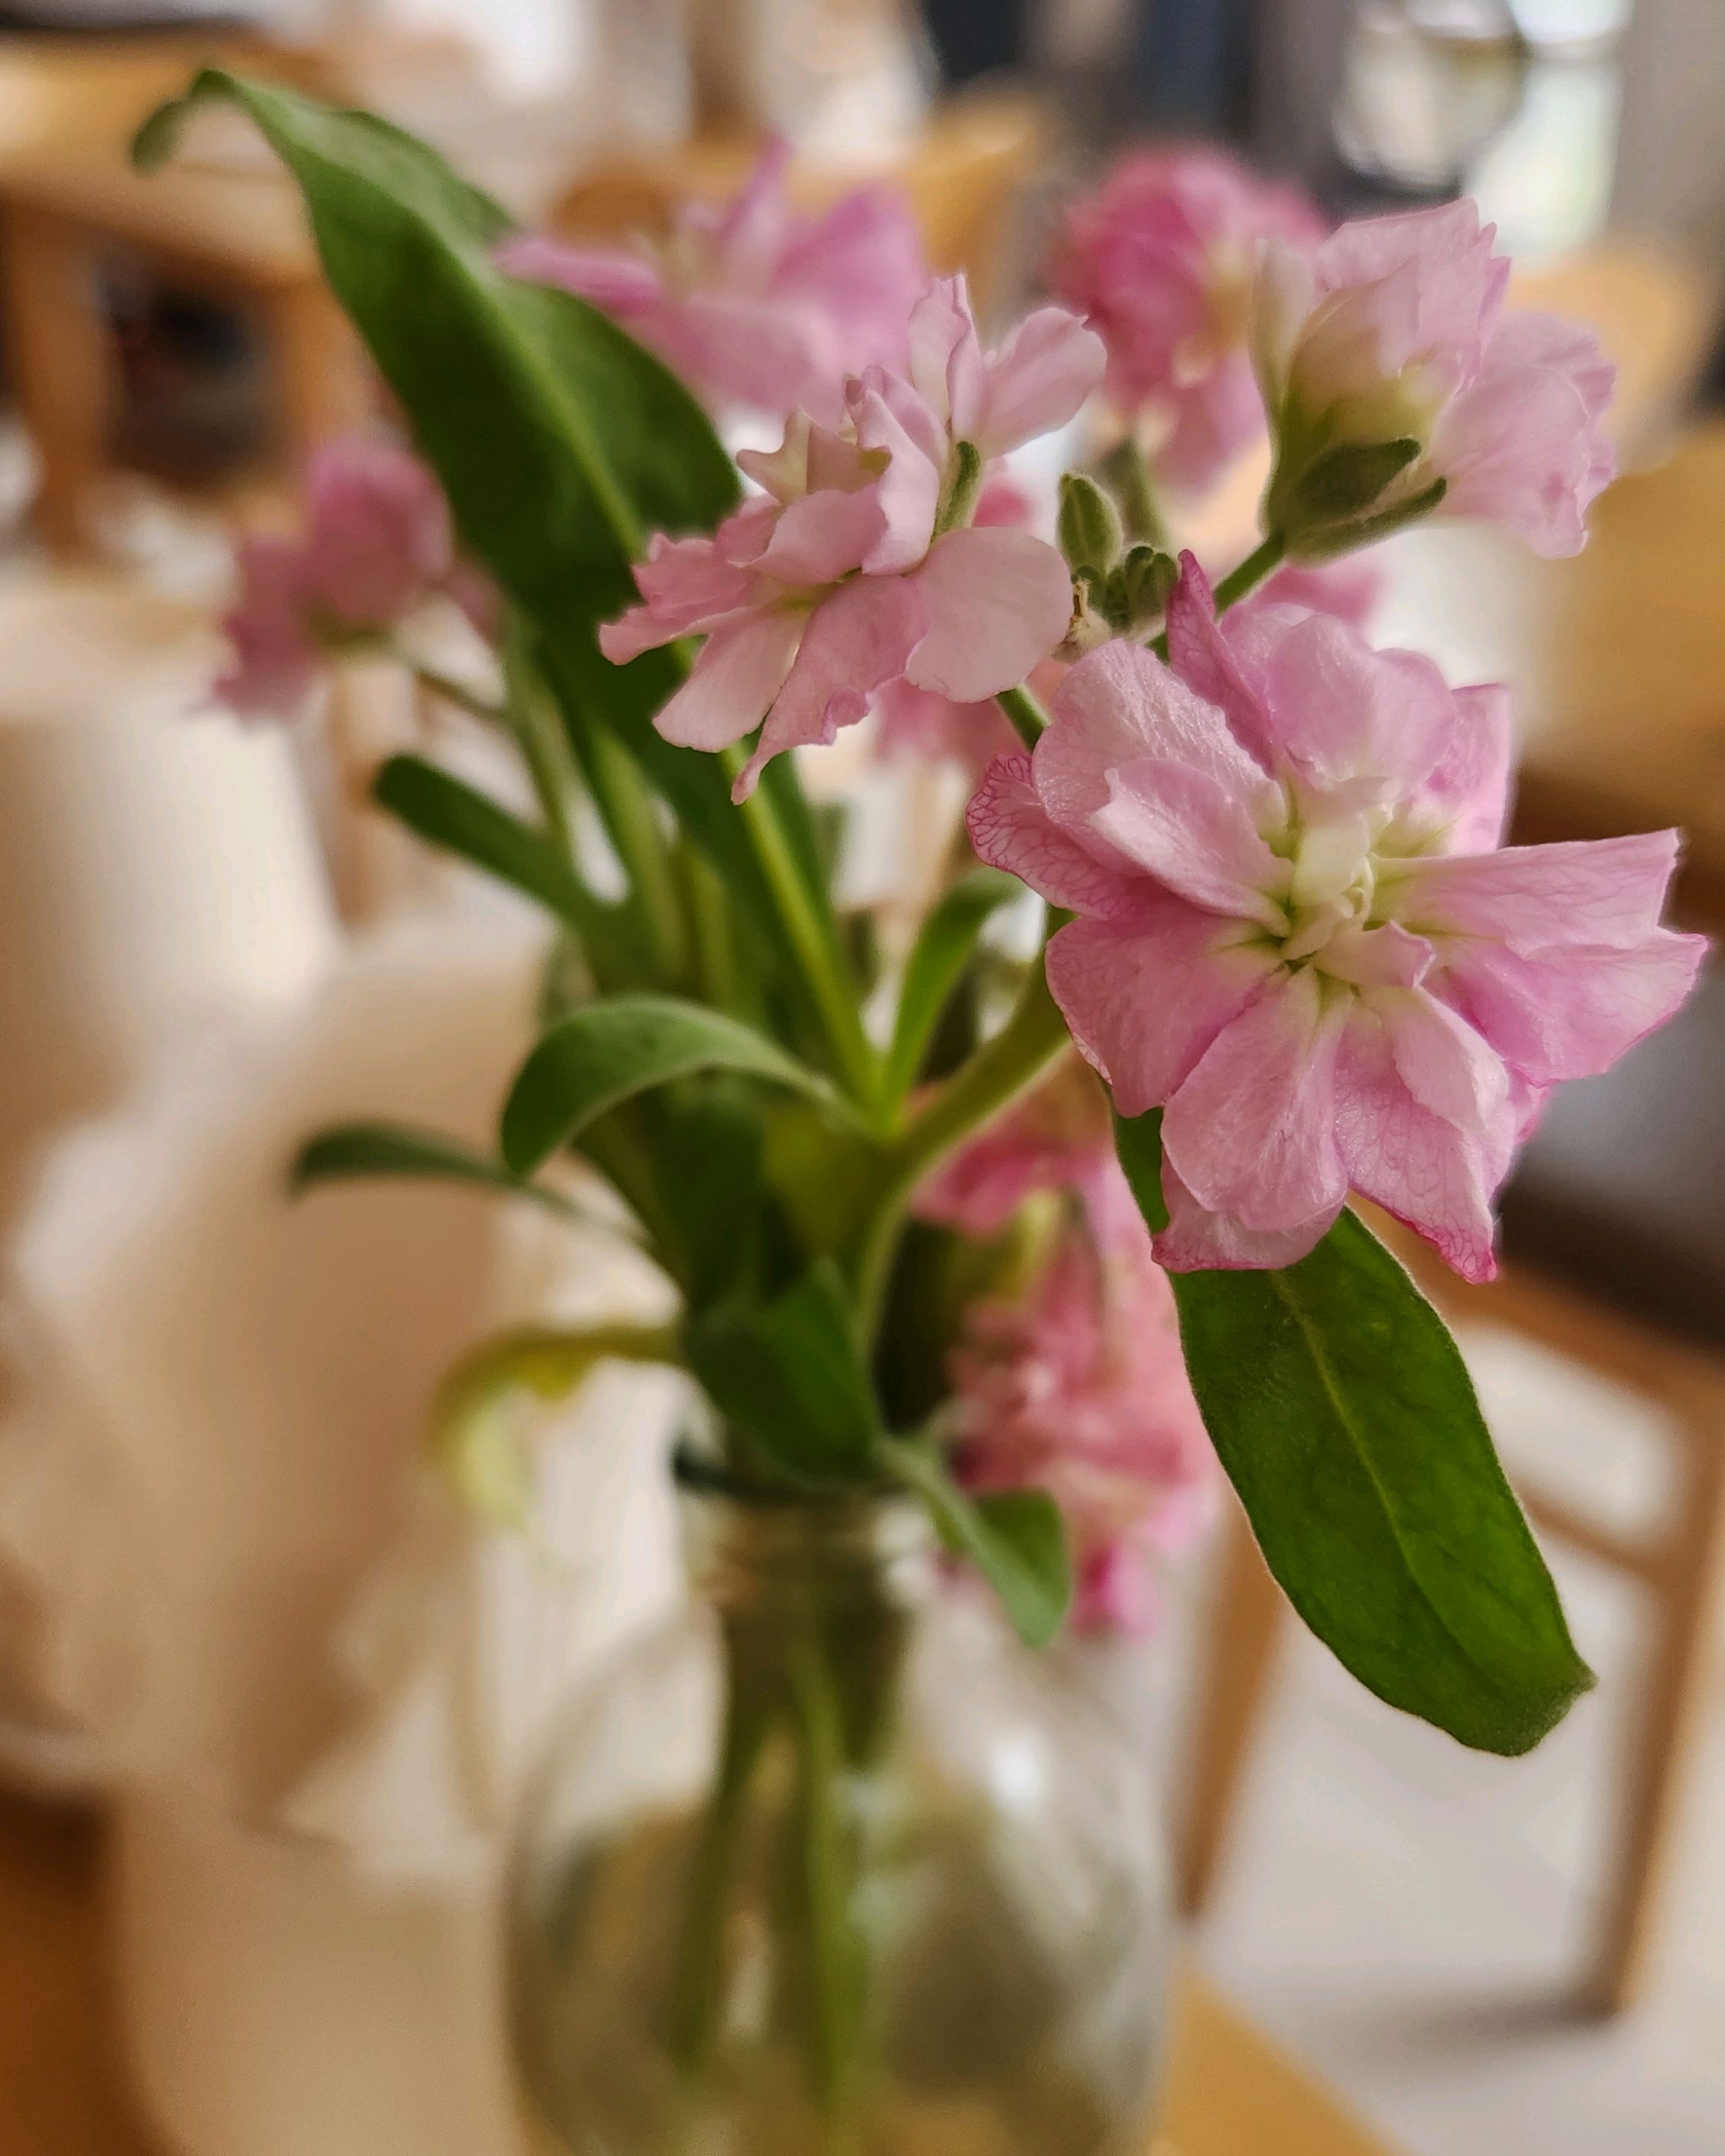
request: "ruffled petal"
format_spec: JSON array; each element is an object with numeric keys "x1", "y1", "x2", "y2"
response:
[
  {"x1": 1154, "y1": 1160, "x2": 1338, "y2": 1272},
  {"x1": 1432, "y1": 928, "x2": 1707, "y2": 1087},
  {"x1": 1390, "y1": 831, "x2": 1684, "y2": 951},
  {"x1": 1412, "y1": 682, "x2": 1513, "y2": 852},
  {"x1": 1252, "y1": 610, "x2": 1455, "y2": 794},
  {"x1": 1164, "y1": 553, "x2": 1283, "y2": 772},
  {"x1": 653, "y1": 608, "x2": 804, "y2": 752},
  {"x1": 905, "y1": 527, "x2": 1074, "y2": 702},
  {"x1": 966, "y1": 755, "x2": 1145, "y2": 916},
  {"x1": 733, "y1": 576, "x2": 925, "y2": 798},
  {"x1": 1046, "y1": 901, "x2": 1280, "y2": 1117},
  {"x1": 974, "y1": 306, "x2": 1107, "y2": 456},
  {"x1": 1161, "y1": 969, "x2": 1349, "y2": 1232},
  {"x1": 1090, "y1": 755, "x2": 1288, "y2": 928}
]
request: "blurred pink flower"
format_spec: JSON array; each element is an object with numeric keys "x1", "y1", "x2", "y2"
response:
[
  {"x1": 1236, "y1": 550, "x2": 1383, "y2": 632},
  {"x1": 969, "y1": 555, "x2": 1704, "y2": 1279},
  {"x1": 1254, "y1": 199, "x2": 1616, "y2": 556},
  {"x1": 601, "y1": 276, "x2": 1103, "y2": 800},
  {"x1": 217, "y1": 436, "x2": 487, "y2": 720},
  {"x1": 915, "y1": 1052, "x2": 1119, "y2": 1240},
  {"x1": 497, "y1": 139, "x2": 928, "y2": 424},
  {"x1": 1050, "y1": 145, "x2": 1325, "y2": 491},
  {"x1": 948, "y1": 1193, "x2": 1213, "y2": 1635}
]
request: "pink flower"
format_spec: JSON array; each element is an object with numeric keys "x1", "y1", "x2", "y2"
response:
[
  {"x1": 968, "y1": 557, "x2": 1704, "y2": 1280},
  {"x1": 1051, "y1": 145, "x2": 1325, "y2": 491},
  {"x1": 601, "y1": 277, "x2": 1104, "y2": 800},
  {"x1": 915, "y1": 1052, "x2": 1120, "y2": 1239},
  {"x1": 497, "y1": 139, "x2": 928, "y2": 425},
  {"x1": 216, "y1": 436, "x2": 486, "y2": 721},
  {"x1": 1238, "y1": 551, "x2": 1382, "y2": 633},
  {"x1": 948, "y1": 1193, "x2": 1214, "y2": 1635},
  {"x1": 1253, "y1": 199, "x2": 1616, "y2": 557}
]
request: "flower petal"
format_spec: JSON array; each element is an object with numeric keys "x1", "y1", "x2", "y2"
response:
[
  {"x1": 905, "y1": 527, "x2": 1074, "y2": 702},
  {"x1": 733, "y1": 576, "x2": 925, "y2": 798},
  {"x1": 974, "y1": 306, "x2": 1107, "y2": 457},
  {"x1": 1041, "y1": 629, "x2": 1281, "y2": 827},
  {"x1": 1047, "y1": 901, "x2": 1281, "y2": 1117},
  {"x1": 1333, "y1": 1003, "x2": 1502, "y2": 1282},
  {"x1": 1153, "y1": 1160, "x2": 1338, "y2": 1272},
  {"x1": 1090, "y1": 755, "x2": 1288, "y2": 928},
  {"x1": 1390, "y1": 830, "x2": 1684, "y2": 951},
  {"x1": 654, "y1": 608, "x2": 804, "y2": 752},
  {"x1": 1249, "y1": 609, "x2": 1455, "y2": 794},
  {"x1": 1412, "y1": 681, "x2": 1513, "y2": 852},
  {"x1": 1164, "y1": 553, "x2": 1282, "y2": 772},
  {"x1": 1371, "y1": 985, "x2": 1507, "y2": 1128},
  {"x1": 1161, "y1": 969, "x2": 1348, "y2": 1231},
  {"x1": 967, "y1": 755, "x2": 1144, "y2": 916},
  {"x1": 1433, "y1": 928, "x2": 1707, "y2": 1087}
]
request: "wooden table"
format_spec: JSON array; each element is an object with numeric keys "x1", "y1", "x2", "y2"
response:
[{"x1": 0, "y1": 1789, "x2": 1394, "y2": 2156}]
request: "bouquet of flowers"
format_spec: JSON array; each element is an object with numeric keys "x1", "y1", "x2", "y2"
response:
[{"x1": 139, "y1": 78, "x2": 1702, "y2": 2153}]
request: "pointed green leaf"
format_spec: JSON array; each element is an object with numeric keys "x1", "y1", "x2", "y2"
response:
[
  {"x1": 686, "y1": 1262, "x2": 879, "y2": 1480},
  {"x1": 1170, "y1": 1212, "x2": 1593, "y2": 1755},
  {"x1": 291, "y1": 1119, "x2": 597, "y2": 1225},
  {"x1": 372, "y1": 754, "x2": 597, "y2": 929},
  {"x1": 880, "y1": 1438, "x2": 1070, "y2": 1647},
  {"x1": 499, "y1": 996, "x2": 845, "y2": 1175}
]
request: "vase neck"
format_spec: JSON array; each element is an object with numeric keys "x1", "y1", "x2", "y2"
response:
[{"x1": 679, "y1": 1488, "x2": 935, "y2": 1619}]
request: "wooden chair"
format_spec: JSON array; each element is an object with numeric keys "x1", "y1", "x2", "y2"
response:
[
  {"x1": 549, "y1": 90, "x2": 1046, "y2": 316},
  {"x1": 1177, "y1": 1242, "x2": 1725, "y2": 2017}
]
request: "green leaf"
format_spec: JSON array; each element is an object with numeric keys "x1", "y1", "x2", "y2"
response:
[
  {"x1": 885, "y1": 869, "x2": 1020, "y2": 1100},
  {"x1": 686, "y1": 1263, "x2": 879, "y2": 1480},
  {"x1": 291, "y1": 1120, "x2": 597, "y2": 1225},
  {"x1": 499, "y1": 996, "x2": 844, "y2": 1175},
  {"x1": 879, "y1": 1439, "x2": 1070, "y2": 1647},
  {"x1": 1281, "y1": 436, "x2": 1421, "y2": 528},
  {"x1": 434, "y1": 1321, "x2": 681, "y2": 1526},
  {"x1": 371, "y1": 754, "x2": 592, "y2": 928},
  {"x1": 1170, "y1": 1212, "x2": 1593, "y2": 1755},
  {"x1": 1111, "y1": 1104, "x2": 1169, "y2": 1232}
]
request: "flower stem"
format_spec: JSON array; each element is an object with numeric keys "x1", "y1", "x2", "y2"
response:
[
  {"x1": 997, "y1": 682, "x2": 1049, "y2": 749},
  {"x1": 853, "y1": 954, "x2": 1071, "y2": 1341},
  {"x1": 1146, "y1": 528, "x2": 1287, "y2": 659},
  {"x1": 732, "y1": 765, "x2": 881, "y2": 1109}
]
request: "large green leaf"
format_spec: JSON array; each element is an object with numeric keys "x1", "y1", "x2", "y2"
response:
[
  {"x1": 686, "y1": 1263, "x2": 880, "y2": 1481},
  {"x1": 885, "y1": 869, "x2": 1020, "y2": 1101},
  {"x1": 879, "y1": 1438, "x2": 1071, "y2": 1647},
  {"x1": 1167, "y1": 1209, "x2": 1592, "y2": 1755},
  {"x1": 292, "y1": 1119, "x2": 597, "y2": 1225},
  {"x1": 499, "y1": 996, "x2": 846, "y2": 1175}
]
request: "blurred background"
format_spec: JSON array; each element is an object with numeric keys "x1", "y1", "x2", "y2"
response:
[{"x1": 0, "y1": 5, "x2": 1723, "y2": 2154}]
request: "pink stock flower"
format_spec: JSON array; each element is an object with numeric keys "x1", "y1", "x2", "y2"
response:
[
  {"x1": 1051, "y1": 146, "x2": 1326, "y2": 491},
  {"x1": 217, "y1": 435, "x2": 486, "y2": 721},
  {"x1": 969, "y1": 557, "x2": 1705, "y2": 1280},
  {"x1": 1254, "y1": 199, "x2": 1616, "y2": 557},
  {"x1": 915, "y1": 1052, "x2": 1120, "y2": 1239},
  {"x1": 948, "y1": 1193, "x2": 1214, "y2": 1635},
  {"x1": 497, "y1": 140, "x2": 928, "y2": 425},
  {"x1": 600, "y1": 276, "x2": 1104, "y2": 800}
]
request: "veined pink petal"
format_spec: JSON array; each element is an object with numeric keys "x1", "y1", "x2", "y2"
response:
[
  {"x1": 1041, "y1": 630, "x2": 1281, "y2": 827},
  {"x1": 1372, "y1": 985, "x2": 1507, "y2": 1128},
  {"x1": 907, "y1": 275, "x2": 988, "y2": 440},
  {"x1": 1164, "y1": 553, "x2": 1283, "y2": 773},
  {"x1": 1432, "y1": 350, "x2": 1615, "y2": 558},
  {"x1": 973, "y1": 305, "x2": 1106, "y2": 457},
  {"x1": 1162, "y1": 969, "x2": 1348, "y2": 1232},
  {"x1": 1333, "y1": 1004, "x2": 1502, "y2": 1282},
  {"x1": 1154, "y1": 1160, "x2": 1337, "y2": 1272},
  {"x1": 733, "y1": 575, "x2": 925, "y2": 799},
  {"x1": 1253, "y1": 610, "x2": 1455, "y2": 794},
  {"x1": 751, "y1": 486, "x2": 885, "y2": 586},
  {"x1": 1389, "y1": 830, "x2": 1684, "y2": 950},
  {"x1": 1412, "y1": 682, "x2": 1513, "y2": 852},
  {"x1": 654, "y1": 609, "x2": 804, "y2": 752},
  {"x1": 905, "y1": 527, "x2": 1073, "y2": 702},
  {"x1": 966, "y1": 754, "x2": 1146, "y2": 917},
  {"x1": 1090, "y1": 755, "x2": 1288, "y2": 928},
  {"x1": 1433, "y1": 929, "x2": 1707, "y2": 1087},
  {"x1": 1046, "y1": 901, "x2": 1280, "y2": 1118}
]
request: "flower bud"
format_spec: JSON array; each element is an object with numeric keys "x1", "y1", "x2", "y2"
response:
[{"x1": 1057, "y1": 471, "x2": 1126, "y2": 578}]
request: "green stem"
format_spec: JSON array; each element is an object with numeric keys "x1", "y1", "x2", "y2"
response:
[
  {"x1": 853, "y1": 955, "x2": 1071, "y2": 1342},
  {"x1": 565, "y1": 701, "x2": 692, "y2": 990},
  {"x1": 1101, "y1": 435, "x2": 1170, "y2": 549},
  {"x1": 498, "y1": 643, "x2": 579, "y2": 856},
  {"x1": 1147, "y1": 528, "x2": 1288, "y2": 659},
  {"x1": 730, "y1": 758, "x2": 880, "y2": 1109},
  {"x1": 789, "y1": 1628, "x2": 866, "y2": 2146},
  {"x1": 997, "y1": 682, "x2": 1049, "y2": 750}
]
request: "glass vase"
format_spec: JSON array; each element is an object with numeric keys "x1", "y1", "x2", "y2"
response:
[{"x1": 507, "y1": 1475, "x2": 1172, "y2": 2156}]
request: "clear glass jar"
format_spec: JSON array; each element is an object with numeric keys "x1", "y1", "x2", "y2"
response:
[{"x1": 507, "y1": 1477, "x2": 1171, "y2": 2156}]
